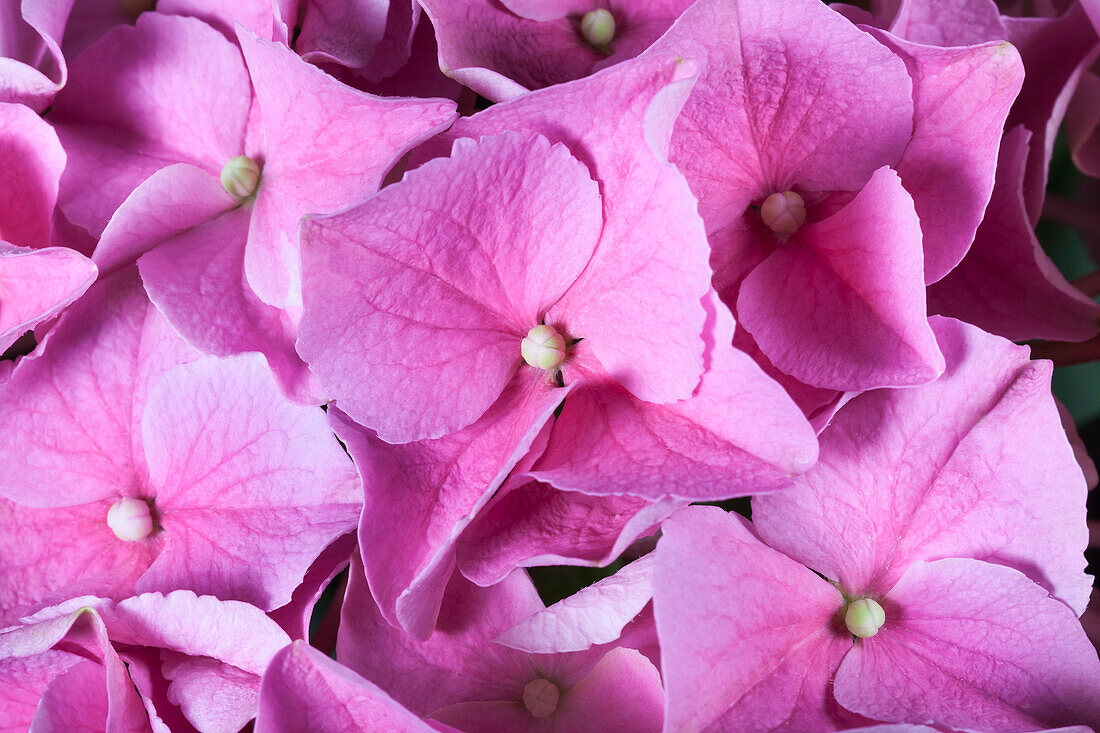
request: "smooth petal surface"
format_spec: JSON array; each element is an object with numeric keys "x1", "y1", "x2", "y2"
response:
[
  {"x1": 0, "y1": 101, "x2": 65, "y2": 247},
  {"x1": 496, "y1": 555, "x2": 655, "y2": 654},
  {"x1": 652, "y1": 0, "x2": 913, "y2": 231},
  {"x1": 138, "y1": 353, "x2": 360, "y2": 610},
  {"x1": 51, "y1": 12, "x2": 252, "y2": 235},
  {"x1": 0, "y1": 242, "x2": 96, "y2": 353},
  {"x1": 834, "y1": 559, "x2": 1100, "y2": 730},
  {"x1": 256, "y1": 642, "x2": 440, "y2": 733},
  {"x1": 300, "y1": 132, "x2": 600, "y2": 443},
  {"x1": 237, "y1": 27, "x2": 457, "y2": 308},
  {"x1": 414, "y1": 53, "x2": 712, "y2": 406},
  {"x1": 928, "y1": 126, "x2": 1100, "y2": 342},
  {"x1": 880, "y1": 34, "x2": 1024, "y2": 283},
  {"x1": 754, "y1": 317, "x2": 1092, "y2": 615},
  {"x1": 331, "y1": 370, "x2": 568, "y2": 639},
  {"x1": 889, "y1": 0, "x2": 1005, "y2": 46},
  {"x1": 738, "y1": 166, "x2": 944, "y2": 391},
  {"x1": 654, "y1": 507, "x2": 850, "y2": 733}
]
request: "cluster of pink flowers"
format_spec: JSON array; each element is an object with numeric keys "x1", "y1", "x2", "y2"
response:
[{"x1": 2, "y1": 0, "x2": 1100, "y2": 730}]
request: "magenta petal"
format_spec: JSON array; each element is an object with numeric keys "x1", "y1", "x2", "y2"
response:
[
  {"x1": 928, "y1": 126, "x2": 1100, "y2": 342},
  {"x1": 535, "y1": 647, "x2": 663, "y2": 733},
  {"x1": 496, "y1": 555, "x2": 655, "y2": 654},
  {"x1": 834, "y1": 559, "x2": 1100, "y2": 730},
  {"x1": 879, "y1": 34, "x2": 1024, "y2": 283},
  {"x1": 754, "y1": 317, "x2": 1092, "y2": 615},
  {"x1": 654, "y1": 0, "x2": 913, "y2": 229},
  {"x1": 138, "y1": 354, "x2": 360, "y2": 610},
  {"x1": 236, "y1": 26, "x2": 457, "y2": 308},
  {"x1": 256, "y1": 642, "x2": 440, "y2": 733},
  {"x1": 532, "y1": 297, "x2": 818, "y2": 499},
  {"x1": 654, "y1": 507, "x2": 851, "y2": 733},
  {"x1": 92, "y1": 162, "x2": 236, "y2": 277},
  {"x1": 0, "y1": 242, "x2": 96, "y2": 352},
  {"x1": 332, "y1": 370, "x2": 567, "y2": 639},
  {"x1": 0, "y1": 101, "x2": 65, "y2": 247},
  {"x1": 300, "y1": 132, "x2": 600, "y2": 442},
  {"x1": 888, "y1": 0, "x2": 1006, "y2": 46},
  {"x1": 137, "y1": 204, "x2": 321, "y2": 404},
  {"x1": 456, "y1": 477, "x2": 679, "y2": 586},
  {"x1": 739, "y1": 166, "x2": 943, "y2": 391},
  {"x1": 51, "y1": 13, "x2": 252, "y2": 235},
  {"x1": 0, "y1": 269, "x2": 198, "y2": 508}
]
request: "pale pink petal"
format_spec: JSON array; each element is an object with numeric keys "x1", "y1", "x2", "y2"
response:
[
  {"x1": 236, "y1": 27, "x2": 457, "y2": 308},
  {"x1": 888, "y1": 0, "x2": 1006, "y2": 45},
  {"x1": 161, "y1": 652, "x2": 258, "y2": 733},
  {"x1": 0, "y1": 242, "x2": 96, "y2": 352},
  {"x1": 136, "y1": 204, "x2": 321, "y2": 404},
  {"x1": 300, "y1": 132, "x2": 600, "y2": 443},
  {"x1": 880, "y1": 34, "x2": 1024, "y2": 283},
  {"x1": 532, "y1": 295, "x2": 818, "y2": 499},
  {"x1": 496, "y1": 555, "x2": 655, "y2": 654},
  {"x1": 0, "y1": 269, "x2": 198, "y2": 508},
  {"x1": 330, "y1": 370, "x2": 568, "y2": 639},
  {"x1": 654, "y1": 507, "x2": 851, "y2": 733},
  {"x1": 51, "y1": 13, "x2": 252, "y2": 235},
  {"x1": 268, "y1": 533, "x2": 356, "y2": 642},
  {"x1": 456, "y1": 477, "x2": 679, "y2": 586},
  {"x1": 138, "y1": 354, "x2": 359, "y2": 610},
  {"x1": 754, "y1": 317, "x2": 1093, "y2": 615},
  {"x1": 834, "y1": 559, "x2": 1100, "y2": 730},
  {"x1": 413, "y1": 54, "x2": 712, "y2": 405},
  {"x1": 652, "y1": 0, "x2": 913, "y2": 232},
  {"x1": 256, "y1": 642, "x2": 440, "y2": 733},
  {"x1": 0, "y1": 102, "x2": 65, "y2": 247},
  {"x1": 295, "y1": 0, "x2": 388, "y2": 69},
  {"x1": 0, "y1": 650, "x2": 84, "y2": 731},
  {"x1": 738, "y1": 166, "x2": 944, "y2": 391}
]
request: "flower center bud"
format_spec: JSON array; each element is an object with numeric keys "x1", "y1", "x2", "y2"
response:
[
  {"x1": 521, "y1": 324, "x2": 566, "y2": 371},
  {"x1": 580, "y1": 9, "x2": 616, "y2": 51},
  {"x1": 523, "y1": 678, "x2": 560, "y2": 719},
  {"x1": 760, "y1": 190, "x2": 806, "y2": 236},
  {"x1": 220, "y1": 155, "x2": 261, "y2": 201},
  {"x1": 107, "y1": 497, "x2": 155, "y2": 542},
  {"x1": 844, "y1": 597, "x2": 886, "y2": 639}
]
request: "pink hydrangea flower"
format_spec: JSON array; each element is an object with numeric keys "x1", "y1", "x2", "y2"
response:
[
  {"x1": 337, "y1": 554, "x2": 665, "y2": 732},
  {"x1": 0, "y1": 270, "x2": 361, "y2": 620}
]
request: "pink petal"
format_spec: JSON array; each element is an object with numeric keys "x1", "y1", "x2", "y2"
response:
[
  {"x1": 413, "y1": 53, "x2": 713, "y2": 405},
  {"x1": 456, "y1": 477, "x2": 679, "y2": 586},
  {"x1": 654, "y1": 506, "x2": 851, "y2": 733},
  {"x1": 532, "y1": 294, "x2": 818, "y2": 499},
  {"x1": 834, "y1": 559, "x2": 1100, "y2": 730},
  {"x1": 0, "y1": 242, "x2": 96, "y2": 352},
  {"x1": 336, "y1": 556, "x2": 547, "y2": 716},
  {"x1": 927, "y1": 126, "x2": 1100, "y2": 342},
  {"x1": 880, "y1": 34, "x2": 1024, "y2": 283},
  {"x1": 495, "y1": 555, "x2": 656, "y2": 654},
  {"x1": 268, "y1": 532, "x2": 357, "y2": 642},
  {"x1": 754, "y1": 317, "x2": 1093, "y2": 615},
  {"x1": 51, "y1": 12, "x2": 252, "y2": 235},
  {"x1": 138, "y1": 354, "x2": 360, "y2": 610},
  {"x1": 0, "y1": 269, "x2": 198, "y2": 508},
  {"x1": 161, "y1": 651, "x2": 258, "y2": 733},
  {"x1": 330, "y1": 369, "x2": 568, "y2": 639},
  {"x1": 256, "y1": 642, "x2": 440, "y2": 733},
  {"x1": 300, "y1": 132, "x2": 600, "y2": 443},
  {"x1": 738, "y1": 166, "x2": 944, "y2": 391},
  {"x1": 888, "y1": 0, "x2": 1006, "y2": 46},
  {"x1": 236, "y1": 26, "x2": 457, "y2": 308},
  {"x1": 0, "y1": 102, "x2": 65, "y2": 247},
  {"x1": 653, "y1": 0, "x2": 913, "y2": 231}
]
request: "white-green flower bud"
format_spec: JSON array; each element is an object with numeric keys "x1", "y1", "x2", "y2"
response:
[
  {"x1": 581, "y1": 9, "x2": 616, "y2": 51},
  {"x1": 521, "y1": 324, "x2": 567, "y2": 371},
  {"x1": 220, "y1": 155, "x2": 261, "y2": 201},
  {"x1": 107, "y1": 497, "x2": 154, "y2": 542},
  {"x1": 844, "y1": 597, "x2": 886, "y2": 639}
]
